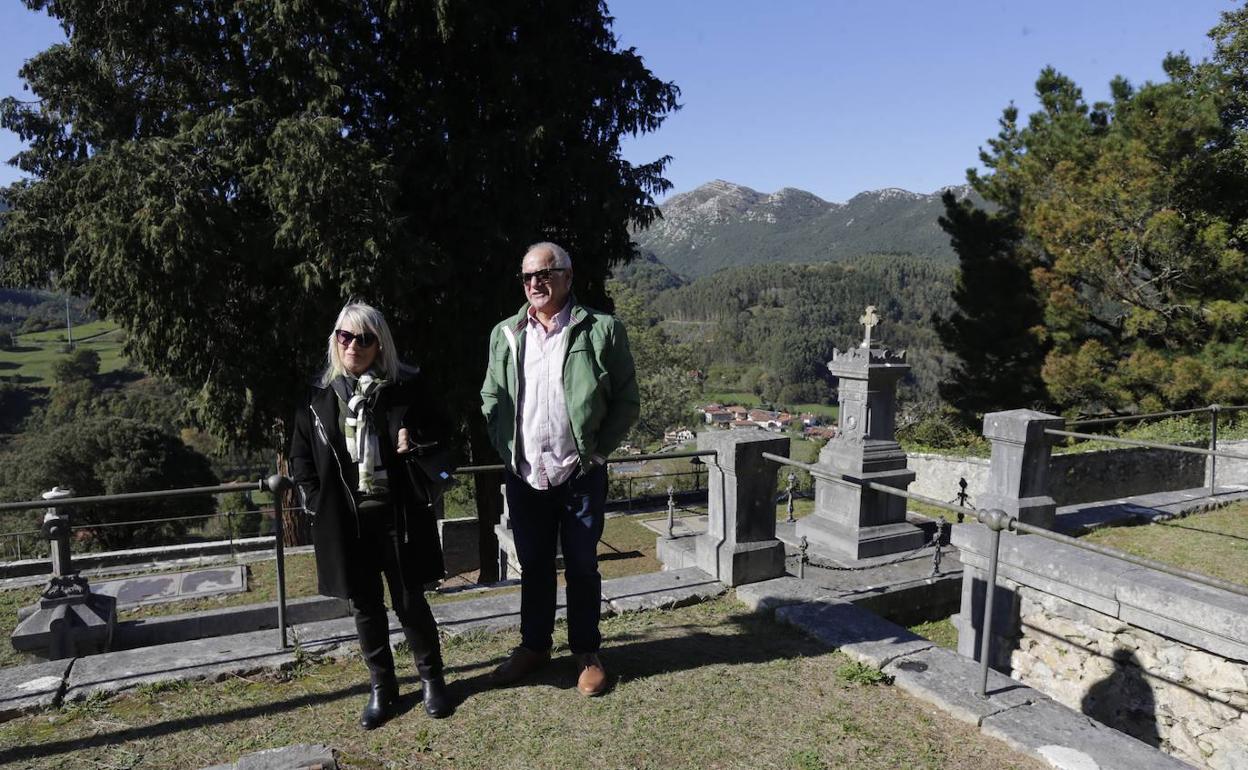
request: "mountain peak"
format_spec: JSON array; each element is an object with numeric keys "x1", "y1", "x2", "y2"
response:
[{"x1": 635, "y1": 179, "x2": 975, "y2": 278}]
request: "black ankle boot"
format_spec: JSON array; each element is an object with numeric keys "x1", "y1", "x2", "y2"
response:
[
  {"x1": 360, "y1": 674, "x2": 399, "y2": 730},
  {"x1": 421, "y1": 675, "x2": 453, "y2": 719}
]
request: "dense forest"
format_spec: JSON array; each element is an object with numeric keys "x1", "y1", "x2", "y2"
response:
[{"x1": 624, "y1": 255, "x2": 956, "y2": 406}]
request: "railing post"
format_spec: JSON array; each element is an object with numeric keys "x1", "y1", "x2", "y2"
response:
[
  {"x1": 981, "y1": 410, "x2": 1063, "y2": 529},
  {"x1": 977, "y1": 512, "x2": 1006, "y2": 698},
  {"x1": 1209, "y1": 404, "x2": 1220, "y2": 497},
  {"x1": 785, "y1": 472, "x2": 796, "y2": 523},
  {"x1": 266, "y1": 475, "x2": 293, "y2": 650},
  {"x1": 690, "y1": 430, "x2": 788, "y2": 586},
  {"x1": 665, "y1": 485, "x2": 676, "y2": 539}
]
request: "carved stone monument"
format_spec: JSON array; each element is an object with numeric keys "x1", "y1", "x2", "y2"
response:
[
  {"x1": 796, "y1": 307, "x2": 927, "y2": 561},
  {"x1": 11, "y1": 488, "x2": 117, "y2": 659}
]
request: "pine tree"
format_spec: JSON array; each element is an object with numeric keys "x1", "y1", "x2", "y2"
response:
[{"x1": 933, "y1": 191, "x2": 1047, "y2": 420}]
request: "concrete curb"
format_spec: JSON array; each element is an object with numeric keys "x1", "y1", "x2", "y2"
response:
[
  {"x1": 764, "y1": 588, "x2": 1190, "y2": 770},
  {"x1": 0, "y1": 567, "x2": 721, "y2": 720}
]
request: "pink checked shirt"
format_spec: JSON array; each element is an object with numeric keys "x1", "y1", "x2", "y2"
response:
[{"x1": 516, "y1": 302, "x2": 580, "y2": 489}]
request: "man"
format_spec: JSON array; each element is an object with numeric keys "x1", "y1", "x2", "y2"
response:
[{"x1": 480, "y1": 241, "x2": 639, "y2": 696}]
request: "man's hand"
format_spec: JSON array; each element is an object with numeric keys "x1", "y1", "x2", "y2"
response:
[{"x1": 397, "y1": 428, "x2": 411, "y2": 454}]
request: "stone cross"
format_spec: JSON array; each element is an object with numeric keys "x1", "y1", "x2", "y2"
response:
[{"x1": 859, "y1": 305, "x2": 879, "y2": 348}]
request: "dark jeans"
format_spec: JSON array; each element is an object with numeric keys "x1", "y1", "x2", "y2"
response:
[
  {"x1": 504, "y1": 463, "x2": 607, "y2": 655},
  {"x1": 350, "y1": 505, "x2": 443, "y2": 681}
]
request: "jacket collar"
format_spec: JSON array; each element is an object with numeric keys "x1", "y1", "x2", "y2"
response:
[{"x1": 509, "y1": 296, "x2": 588, "y2": 333}]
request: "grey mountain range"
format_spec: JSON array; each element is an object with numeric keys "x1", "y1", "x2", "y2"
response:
[{"x1": 632, "y1": 179, "x2": 975, "y2": 279}]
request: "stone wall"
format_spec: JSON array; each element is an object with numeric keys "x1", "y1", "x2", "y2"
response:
[
  {"x1": 1012, "y1": 586, "x2": 1248, "y2": 769},
  {"x1": 953, "y1": 524, "x2": 1248, "y2": 770},
  {"x1": 1209, "y1": 439, "x2": 1248, "y2": 487},
  {"x1": 908, "y1": 446, "x2": 1208, "y2": 508}
]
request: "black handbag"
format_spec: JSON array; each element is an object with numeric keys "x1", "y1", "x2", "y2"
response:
[{"x1": 405, "y1": 441, "x2": 457, "y2": 507}]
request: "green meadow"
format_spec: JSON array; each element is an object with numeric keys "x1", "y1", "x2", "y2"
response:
[{"x1": 0, "y1": 321, "x2": 128, "y2": 385}]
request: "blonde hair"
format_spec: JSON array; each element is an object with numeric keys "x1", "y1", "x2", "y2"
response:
[{"x1": 318, "y1": 301, "x2": 404, "y2": 386}]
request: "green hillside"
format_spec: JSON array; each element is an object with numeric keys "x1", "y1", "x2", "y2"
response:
[{"x1": 0, "y1": 321, "x2": 129, "y2": 386}]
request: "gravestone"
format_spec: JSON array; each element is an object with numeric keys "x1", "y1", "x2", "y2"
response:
[{"x1": 796, "y1": 307, "x2": 926, "y2": 561}]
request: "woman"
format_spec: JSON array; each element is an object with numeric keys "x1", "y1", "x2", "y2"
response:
[{"x1": 289, "y1": 301, "x2": 453, "y2": 727}]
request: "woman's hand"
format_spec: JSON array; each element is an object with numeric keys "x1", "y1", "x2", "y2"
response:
[{"x1": 397, "y1": 427, "x2": 411, "y2": 454}]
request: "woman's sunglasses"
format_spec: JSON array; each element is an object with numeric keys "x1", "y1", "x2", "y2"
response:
[{"x1": 335, "y1": 329, "x2": 378, "y2": 349}]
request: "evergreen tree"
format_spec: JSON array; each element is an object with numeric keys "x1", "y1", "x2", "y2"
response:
[
  {"x1": 933, "y1": 191, "x2": 1047, "y2": 420},
  {"x1": 0, "y1": 2, "x2": 678, "y2": 565},
  {"x1": 950, "y1": 7, "x2": 1248, "y2": 415}
]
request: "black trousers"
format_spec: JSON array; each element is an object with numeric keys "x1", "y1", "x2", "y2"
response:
[
  {"x1": 349, "y1": 505, "x2": 442, "y2": 680},
  {"x1": 504, "y1": 463, "x2": 607, "y2": 654}
]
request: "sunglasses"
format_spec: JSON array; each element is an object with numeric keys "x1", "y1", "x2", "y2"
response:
[
  {"x1": 334, "y1": 329, "x2": 378, "y2": 349},
  {"x1": 518, "y1": 267, "x2": 568, "y2": 285}
]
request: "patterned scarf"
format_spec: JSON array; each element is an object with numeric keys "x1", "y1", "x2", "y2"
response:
[{"x1": 337, "y1": 372, "x2": 388, "y2": 494}]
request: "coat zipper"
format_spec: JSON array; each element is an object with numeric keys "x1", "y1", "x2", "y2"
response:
[
  {"x1": 502, "y1": 324, "x2": 521, "y2": 471},
  {"x1": 310, "y1": 404, "x2": 361, "y2": 539}
]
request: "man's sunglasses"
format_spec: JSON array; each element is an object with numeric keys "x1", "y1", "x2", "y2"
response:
[
  {"x1": 518, "y1": 267, "x2": 567, "y2": 285},
  {"x1": 334, "y1": 329, "x2": 378, "y2": 349}
]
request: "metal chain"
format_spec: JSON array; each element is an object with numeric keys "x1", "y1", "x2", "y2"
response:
[{"x1": 786, "y1": 540, "x2": 944, "y2": 572}]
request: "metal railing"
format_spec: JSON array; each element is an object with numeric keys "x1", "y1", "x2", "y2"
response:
[
  {"x1": 764, "y1": 446, "x2": 1248, "y2": 700},
  {"x1": 759, "y1": 452, "x2": 971, "y2": 520},
  {"x1": 1066, "y1": 403, "x2": 1248, "y2": 496},
  {"x1": 1, "y1": 448, "x2": 719, "y2": 655},
  {"x1": 449, "y1": 449, "x2": 717, "y2": 512},
  {"x1": 0, "y1": 477, "x2": 295, "y2": 650},
  {"x1": 0, "y1": 507, "x2": 279, "y2": 562}
]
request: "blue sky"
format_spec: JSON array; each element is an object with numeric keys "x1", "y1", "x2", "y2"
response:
[{"x1": 0, "y1": 1, "x2": 1234, "y2": 202}]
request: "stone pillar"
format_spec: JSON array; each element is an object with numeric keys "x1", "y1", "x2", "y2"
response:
[
  {"x1": 950, "y1": 523, "x2": 1021, "y2": 670},
  {"x1": 980, "y1": 409, "x2": 1063, "y2": 529},
  {"x1": 693, "y1": 429, "x2": 789, "y2": 586},
  {"x1": 797, "y1": 320, "x2": 925, "y2": 561}
]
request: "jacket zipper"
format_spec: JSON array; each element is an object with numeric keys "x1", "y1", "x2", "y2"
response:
[
  {"x1": 310, "y1": 405, "x2": 361, "y2": 539},
  {"x1": 562, "y1": 310, "x2": 592, "y2": 467},
  {"x1": 502, "y1": 324, "x2": 521, "y2": 472}
]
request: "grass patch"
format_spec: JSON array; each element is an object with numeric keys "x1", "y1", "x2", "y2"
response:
[
  {"x1": 1078, "y1": 503, "x2": 1248, "y2": 586},
  {"x1": 836, "y1": 660, "x2": 893, "y2": 686},
  {"x1": 908, "y1": 617, "x2": 958, "y2": 649},
  {"x1": 0, "y1": 321, "x2": 128, "y2": 385},
  {"x1": 0, "y1": 597, "x2": 1044, "y2": 770}
]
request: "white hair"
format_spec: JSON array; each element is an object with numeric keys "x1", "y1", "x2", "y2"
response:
[
  {"x1": 525, "y1": 241, "x2": 573, "y2": 269},
  {"x1": 318, "y1": 301, "x2": 405, "y2": 385}
]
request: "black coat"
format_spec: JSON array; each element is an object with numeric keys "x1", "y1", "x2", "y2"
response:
[{"x1": 289, "y1": 373, "x2": 449, "y2": 600}]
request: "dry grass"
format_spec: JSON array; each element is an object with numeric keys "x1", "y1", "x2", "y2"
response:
[
  {"x1": 1079, "y1": 503, "x2": 1248, "y2": 586},
  {"x1": 0, "y1": 597, "x2": 1043, "y2": 770}
]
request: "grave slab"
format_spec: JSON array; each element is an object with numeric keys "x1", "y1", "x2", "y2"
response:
[
  {"x1": 0, "y1": 658, "x2": 71, "y2": 721},
  {"x1": 92, "y1": 565, "x2": 248, "y2": 608},
  {"x1": 600, "y1": 568, "x2": 724, "y2": 613},
  {"x1": 735, "y1": 576, "x2": 836, "y2": 612},
  {"x1": 882, "y1": 646, "x2": 1038, "y2": 726},
  {"x1": 980, "y1": 694, "x2": 1191, "y2": 770},
  {"x1": 236, "y1": 742, "x2": 336, "y2": 770},
  {"x1": 774, "y1": 599, "x2": 935, "y2": 667},
  {"x1": 64, "y1": 626, "x2": 340, "y2": 701},
  {"x1": 429, "y1": 587, "x2": 610, "y2": 637}
]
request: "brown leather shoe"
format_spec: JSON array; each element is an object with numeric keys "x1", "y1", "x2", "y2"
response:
[
  {"x1": 576, "y1": 653, "x2": 607, "y2": 697},
  {"x1": 491, "y1": 646, "x2": 550, "y2": 686}
]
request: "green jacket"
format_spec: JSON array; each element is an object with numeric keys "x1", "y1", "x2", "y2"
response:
[{"x1": 481, "y1": 301, "x2": 640, "y2": 471}]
